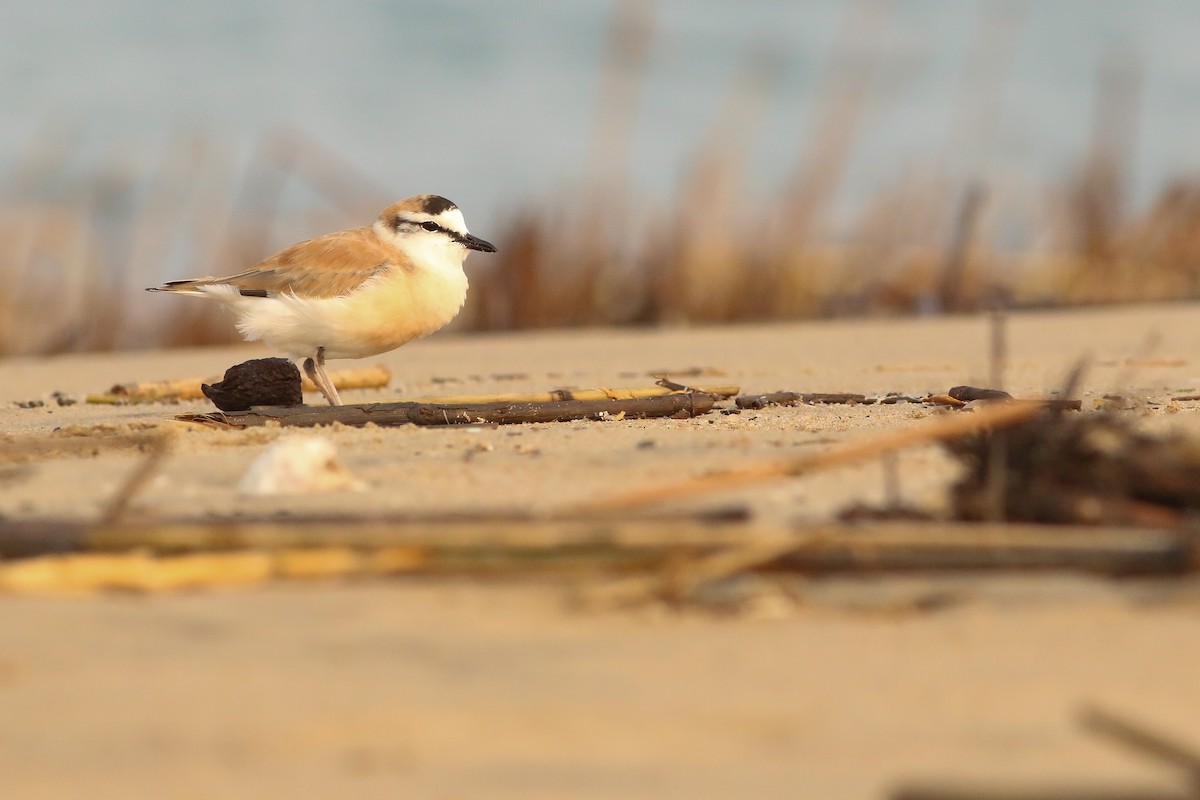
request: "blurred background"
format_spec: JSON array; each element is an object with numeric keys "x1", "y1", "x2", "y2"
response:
[{"x1": 3, "y1": 0, "x2": 1200, "y2": 356}]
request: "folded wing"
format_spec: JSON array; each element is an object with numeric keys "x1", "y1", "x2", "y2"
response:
[{"x1": 151, "y1": 228, "x2": 395, "y2": 299}]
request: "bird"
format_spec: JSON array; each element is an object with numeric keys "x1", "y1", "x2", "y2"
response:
[{"x1": 147, "y1": 194, "x2": 496, "y2": 406}]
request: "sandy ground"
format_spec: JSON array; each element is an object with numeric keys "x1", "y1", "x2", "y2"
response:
[{"x1": 2, "y1": 302, "x2": 1200, "y2": 798}]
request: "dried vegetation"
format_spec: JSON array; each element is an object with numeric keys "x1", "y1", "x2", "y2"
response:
[{"x1": 2, "y1": 2, "x2": 1199, "y2": 357}]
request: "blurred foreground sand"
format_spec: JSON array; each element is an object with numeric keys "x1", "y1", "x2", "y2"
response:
[{"x1": 1, "y1": 303, "x2": 1199, "y2": 799}]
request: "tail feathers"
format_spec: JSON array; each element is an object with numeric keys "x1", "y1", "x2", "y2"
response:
[
  {"x1": 146, "y1": 281, "x2": 268, "y2": 298},
  {"x1": 146, "y1": 278, "x2": 213, "y2": 294}
]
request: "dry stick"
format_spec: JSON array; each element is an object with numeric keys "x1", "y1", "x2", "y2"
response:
[
  {"x1": 736, "y1": 392, "x2": 870, "y2": 408},
  {"x1": 985, "y1": 311, "x2": 1010, "y2": 523},
  {"x1": 882, "y1": 451, "x2": 902, "y2": 507},
  {"x1": 580, "y1": 521, "x2": 1196, "y2": 609},
  {"x1": 580, "y1": 538, "x2": 803, "y2": 610},
  {"x1": 1081, "y1": 706, "x2": 1200, "y2": 782},
  {"x1": 178, "y1": 392, "x2": 716, "y2": 429},
  {"x1": 408, "y1": 384, "x2": 739, "y2": 405},
  {"x1": 0, "y1": 520, "x2": 1190, "y2": 595},
  {"x1": 990, "y1": 309, "x2": 1008, "y2": 392},
  {"x1": 98, "y1": 435, "x2": 171, "y2": 526},
  {"x1": 781, "y1": 0, "x2": 891, "y2": 243},
  {"x1": 938, "y1": 182, "x2": 987, "y2": 312},
  {"x1": 583, "y1": 401, "x2": 1047, "y2": 513},
  {"x1": 0, "y1": 516, "x2": 746, "y2": 559},
  {"x1": 891, "y1": 785, "x2": 1185, "y2": 800},
  {"x1": 587, "y1": 0, "x2": 655, "y2": 203},
  {"x1": 94, "y1": 365, "x2": 392, "y2": 403},
  {"x1": 983, "y1": 432, "x2": 1008, "y2": 524}
]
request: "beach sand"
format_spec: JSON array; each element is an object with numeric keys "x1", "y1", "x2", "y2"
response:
[{"x1": 1, "y1": 302, "x2": 1199, "y2": 798}]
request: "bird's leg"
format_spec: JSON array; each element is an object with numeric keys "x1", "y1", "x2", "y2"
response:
[{"x1": 303, "y1": 347, "x2": 342, "y2": 406}]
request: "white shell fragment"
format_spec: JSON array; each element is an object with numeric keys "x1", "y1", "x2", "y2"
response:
[{"x1": 238, "y1": 437, "x2": 366, "y2": 495}]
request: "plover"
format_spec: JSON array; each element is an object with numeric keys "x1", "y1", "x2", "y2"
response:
[{"x1": 148, "y1": 195, "x2": 496, "y2": 405}]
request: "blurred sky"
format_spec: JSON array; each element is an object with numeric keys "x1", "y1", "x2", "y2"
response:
[{"x1": 3, "y1": 0, "x2": 1200, "y2": 233}]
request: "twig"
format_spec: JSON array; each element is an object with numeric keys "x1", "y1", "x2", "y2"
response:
[
  {"x1": 1081, "y1": 706, "x2": 1200, "y2": 784},
  {"x1": 736, "y1": 392, "x2": 870, "y2": 408},
  {"x1": 883, "y1": 451, "x2": 902, "y2": 507},
  {"x1": 579, "y1": 539, "x2": 801, "y2": 609},
  {"x1": 938, "y1": 182, "x2": 987, "y2": 311},
  {"x1": 990, "y1": 309, "x2": 1008, "y2": 392},
  {"x1": 177, "y1": 392, "x2": 717, "y2": 429},
  {"x1": 984, "y1": 429, "x2": 1008, "y2": 523},
  {"x1": 892, "y1": 785, "x2": 1186, "y2": 800},
  {"x1": 409, "y1": 384, "x2": 738, "y2": 405},
  {"x1": 582, "y1": 401, "x2": 1048, "y2": 513},
  {"x1": 98, "y1": 435, "x2": 171, "y2": 526}
]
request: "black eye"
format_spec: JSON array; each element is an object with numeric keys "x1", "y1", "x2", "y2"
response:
[{"x1": 421, "y1": 221, "x2": 439, "y2": 232}]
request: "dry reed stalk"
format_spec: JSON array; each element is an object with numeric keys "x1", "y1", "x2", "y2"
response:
[
  {"x1": 579, "y1": 539, "x2": 801, "y2": 609},
  {"x1": 406, "y1": 385, "x2": 738, "y2": 405},
  {"x1": 122, "y1": 130, "x2": 209, "y2": 316},
  {"x1": 938, "y1": 183, "x2": 988, "y2": 311},
  {"x1": 92, "y1": 365, "x2": 392, "y2": 403},
  {"x1": 1080, "y1": 706, "x2": 1200, "y2": 784},
  {"x1": 98, "y1": 434, "x2": 171, "y2": 526},
  {"x1": 653, "y1": 48, "x2": 781, "y2": 322},
  {"x1": 1062, "y1": 48, "x2": 1142, "y2": 302},
  {"x1": 582, "y1": 401, "x2": 1046, "y2": 513},
  {"x1": 944, "y1": 2, "x2": 1027, "y2": 172},
  {"x1": 1, "y1": 38, "x2": 1196, "y2": 358},
  {"x1": 0, "y1": 207, "x2": 88, "y2": 354},
  {"x1": 0, "y1": 121, "x2": 84, "y2": 354},
  {"x1": 586, "y1": 0, "x2": 655, "y2": 208},
  {"x1": 580, "y1": 522, "x2": 1194, "y2": 609},
  {"x1": 777, "y1": 0, "x2": 894, "y2": 250},
  {"x1": 0, "y1": 551, "x2": 276, "y2": 594},
  {"x1": 0, "y1": 519, "x2": 1189, "y2": 596},
  {"x1": 267, "y1": 129, "x2": 393, "y2": 217}
]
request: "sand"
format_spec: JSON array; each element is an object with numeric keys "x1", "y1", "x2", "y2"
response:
[{"x1": 1, "y1": 302, "x2": 1200, "y2": 798}]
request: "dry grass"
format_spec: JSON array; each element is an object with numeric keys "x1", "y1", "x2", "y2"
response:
[{"x1": 2, "y1": 1, "x2": 1198, "y2": 358}]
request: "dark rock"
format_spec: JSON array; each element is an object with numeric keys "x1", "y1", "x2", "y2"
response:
[{"x1": 201, "y1": 358, "x2": 303, "y2": 412}]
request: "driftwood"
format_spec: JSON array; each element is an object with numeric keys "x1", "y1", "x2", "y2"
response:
[
  {"x1": 90, "y1": 364, "x2": 392, "y2": 403},
  {"x1": 736, "y1": 392, "x2": 870, "y2": 409},
  {"x1": 734, "y1": 388, "x2": 1081, "y2": 411},
  {"x1": 585, "y1": 401, "x2": 1049, "y2": 512},
  {"x1": 176, "y1": 391, "x2": 717, "y2": 428},
  {"x1": 947, "y1": 385, "x2": 1083, "y2": 412},
  {"x1": 0, "y1": 519, "x2": 1192, "y2": 594}
]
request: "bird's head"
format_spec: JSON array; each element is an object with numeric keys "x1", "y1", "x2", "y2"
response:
[{"x1": 377, "y1": 195, "x2": 496, "y2": 266}]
